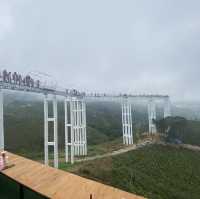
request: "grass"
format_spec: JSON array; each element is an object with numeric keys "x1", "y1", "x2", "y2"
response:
[{"x1": 62, "y1": 144, "x2": 200, "y2": 199}]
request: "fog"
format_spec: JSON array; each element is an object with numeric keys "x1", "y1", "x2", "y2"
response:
[{"x1": 0, "y1": 0, "x2": 200, "y2": 100}]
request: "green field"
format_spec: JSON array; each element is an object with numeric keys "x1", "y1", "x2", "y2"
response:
[{"x1": 64, "y1": 145, "x2": 200, "y2": 199}]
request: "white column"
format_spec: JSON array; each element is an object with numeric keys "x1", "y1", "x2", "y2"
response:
[
  {"x1": 43, "y1": 94, "x2": 58, "y2": 168},
  {"x1": 44, "y1": 95, "x2": 48, "y2": 165},
  {"x1": 125, "y1": 104, "x2": 128, "y2": 145},
  {"x1": 74, "y1": 100, "x2": 78, "y2": 156},
  {"x1": 83, "y1": 100, "x2": 87, "y2": 155},
  {"x1": 70, "y1": 99, "x2": 74, "y2": 164},
  {"x1": 53, "y1": 95, "x2": 58, "y2": 168},
  {"x1": 80, "y1": 100, "x2": 83, "y2": 156},
  {"x1": 129, "y1": 103, "x2": 133, "y2": 144},
  {"x1": 164, "y1": 97, "x2": 171, "y2": 118},
  {"x1": 121, "y1": 98, "x2": 133, "y2": 145},
  {"x1": 148, "y1": 99, "x2": 157, "y2": 134},
  {"x1": 122, "y1": 103, "x2": 125, "y2": 144},
  {"x1": 66, "y1": 97, "x2": 87, "y2": 160},
  {"x1": 0, "y1": 90, "x2": 4, "y2": 150},
  {"x1": 77, "y1": 100, "x2": 81, "y2": 156},
  {"x1": 64, "y1": 99, "x2": 68, "y2": 163}
]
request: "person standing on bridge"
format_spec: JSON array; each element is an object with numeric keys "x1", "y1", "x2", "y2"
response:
[
  {"x1": 36, "y1": 80, "x2": 40, "y2": 88},
  {"x1": 3, "y1": 70, "x2": 7, "y2": 82},
  {"x1": 8, "y1": 72, "x2": 12, "y2": 83},
  {"x1": 18, "y1": 74, "x2": 22, "y2": 86},
  {"x1": 12, "y1": 72, "x2": 18, "y2": 84}
]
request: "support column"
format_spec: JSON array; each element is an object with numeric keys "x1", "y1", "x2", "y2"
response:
[
  {"x1": 70, "y1": 99, "x2": 75, "y2": 164},
  {"x1": 65, "y1": 97, "x2": 75, "y2": 164},
  {"x1": 74, "y1": 99, "x2": 78, "y2": 156},
  {"x1": 77, "y1": 101, "x2": 80, "y2": 156},
  {"x1": 44, "y1": 94, "x2": 58, "y2": 168},
  {"x1": 53, "y1": 95, "x2": 58, "y2": 168},
  {"x1": 0, "y1": 90, "x2": 4, "y2": 150},
  {"x1": 65, "y1": 97, "x2": 87, "y2": 164},
  {"x1": 164, "y1": 97, "x2": 171, "y2": 118},
  {"x1": 64, "y1": 99, "x2": 69, "y2": 163},
  {"x1": 148, "y1": 99, "x2": 157, "y2": 134},
  {"x1": 44, "y1": 95, "x2": 48, "y2": 165},
  {"x1": 121, "y1": 97, "x2": 133, "y2": 145},
  {"x1": 83, "y1": 100, "x2": 87, "y2": 155}
]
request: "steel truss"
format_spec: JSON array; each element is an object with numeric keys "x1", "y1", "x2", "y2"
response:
[
  {"x1": 44, "y1": 94, "x2": 58, "y2": 168},
  {"x1": 65, "y1": 97, "x2": 87, "y2": 164},
  {"x1": 122, "y1": 98, "x2": 133, "y2": 145}
]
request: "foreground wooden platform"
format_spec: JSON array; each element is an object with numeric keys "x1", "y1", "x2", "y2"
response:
[{"x1": 0, "y1": 152, "x2": 145, "y2": 199}]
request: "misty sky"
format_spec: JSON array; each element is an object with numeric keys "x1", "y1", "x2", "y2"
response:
[{"x1": 0, "y1": 0, "x2": 200, "y2": 100}]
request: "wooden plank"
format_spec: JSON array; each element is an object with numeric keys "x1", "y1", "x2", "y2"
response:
[{"x1": 1, "y1": 152, "x2": 145, "y2": 199}]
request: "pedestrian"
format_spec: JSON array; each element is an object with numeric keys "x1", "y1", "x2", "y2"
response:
[{"x1": 3, "y1": 70, "x2": 7, "y2": 82}]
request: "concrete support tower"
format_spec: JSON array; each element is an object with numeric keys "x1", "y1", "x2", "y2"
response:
[
  {"x1": 65, "y1": 97, "x2": 87, "y2": 164},
  {"x1": 148, "y1": 99, "x2": 157, "y2": 134},
  {"x1": 0, "y1": 90, "x2": 4, "y2": 150},
  {"x1": 122, "y1": 98, "x2": 133, "y2": 145},
  {"x1": 44, "y1": 94, "x2": 58, "y2": 168},
  {"x1": 164, "y1": 97, "x2": 171, "y2": 118}
]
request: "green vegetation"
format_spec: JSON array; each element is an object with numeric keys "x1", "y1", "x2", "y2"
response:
[
  {"x1": 3, "y1": 94, "x2": 200, "y2": 199},
  {"x1": 66, "y1": 145, "x2": 200, "y2": 199},
  {"x1": 3, "y1": 96, "x2": 148, "y2": 159},
  {"x1": 156, "y1": 117, "x2": 200, "y2": 146}
]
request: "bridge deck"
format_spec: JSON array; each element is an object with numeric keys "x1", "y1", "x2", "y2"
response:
[{"x1": 0, "y1": 152, "x2": 144, "y2": 199}]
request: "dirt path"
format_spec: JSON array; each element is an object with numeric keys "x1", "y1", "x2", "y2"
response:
[{"x1": 76, "y1": 140, "x2": 153, "y2": 162}]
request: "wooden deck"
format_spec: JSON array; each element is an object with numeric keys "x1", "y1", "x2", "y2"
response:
[{"x1": 0, "y1": 152, "x2": 145, "y2": 199}]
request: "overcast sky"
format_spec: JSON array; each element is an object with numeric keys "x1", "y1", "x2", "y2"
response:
[{"x1": 0, "y1": 0, "x2": 200, "y2": 100}]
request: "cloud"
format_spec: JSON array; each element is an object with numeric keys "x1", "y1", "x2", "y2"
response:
[
  {"x1": 0, "y1": 1, "x2": 13, "y2": 40},
  {"x1": 0, "y1": 0, "x2": 200, "y2": 101}
]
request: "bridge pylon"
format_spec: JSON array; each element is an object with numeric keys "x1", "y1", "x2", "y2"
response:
[
  {"x1": 44, "y1": 94, "x2": 58, "y2": 168},
  {"x1": 65, "y1": 97, "x2": 87, "y2": 164},
  {"x1": 121, "y1": 97, "x2": 133, "y2": 145}
]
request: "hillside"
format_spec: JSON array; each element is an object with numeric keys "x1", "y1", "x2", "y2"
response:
[
  {"x1": 67, "y1": 145, "x2": 200, "y2": 199},
  {"x1": 3, "y1": 94, "x2": 149, "y2": 158},
  {"x1": 156, "y1": 117, "x2": 200, "y2": 146}
]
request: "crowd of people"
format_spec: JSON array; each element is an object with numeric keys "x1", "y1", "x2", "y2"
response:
[
  {"x1": 0, "y1": 70, "x2": 87, "y2": 96},
  {"x1": 1, "y1": 70, "x2": 40, "y2": 88}
]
